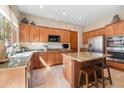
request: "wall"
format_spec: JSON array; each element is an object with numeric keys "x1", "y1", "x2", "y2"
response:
[
  {"x1": 84, "y1": 9, "x2": 124, "y2": 32},
  {"x1": 20, "y1": 13, "x2": 84, "y2": 48}
]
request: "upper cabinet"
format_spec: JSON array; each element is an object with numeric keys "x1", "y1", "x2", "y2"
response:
[
  {"x1": 105, "y1": 24, "x2": 114, "y2": 36},
  {"x1": 19, "y1": 24, "x2": 30, "y2": 42},
  {"x1": 82, "y1": 32, "x2": 88, "y2": 44},
  {"x1": 61, "y1": 30, "x2": 70, "y2": 43},
  {"x1": 105, "y1": 21, "x2": 124, "y2": 36},
  {"x1": 82, "y1": 21, "x2": 124, "y2": 44},
  {"x1": 19, "y1": 23, "x2": 72, "y2": 43},
  {"x1": 82, "y1": 28, "x2": 105, "y2": 44},
  {"x1": 114, "y1": 21, "x2": 124, "y2": 35},
  {"x1": 70, "y1": 31, "x2": 78, "y2": 50},
  {"x1": 40, "y1": 27, "x2": 48, "y2": 42},
  {"x1": 29, "y1": 25, "x2": 40, "y2": 42}
]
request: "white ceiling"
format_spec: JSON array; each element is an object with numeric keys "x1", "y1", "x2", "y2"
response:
[{"x1": 17, "y1": 5, "x2": 124, "y2": 26}]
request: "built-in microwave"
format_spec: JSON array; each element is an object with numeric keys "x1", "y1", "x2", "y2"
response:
[{"x1": 48, "y1": 35, "x2": 60, "y2": 42}]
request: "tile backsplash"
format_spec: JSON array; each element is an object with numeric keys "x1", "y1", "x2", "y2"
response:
[{"x1": 19, "y1": 42, "x2": 70, "y2": 50}]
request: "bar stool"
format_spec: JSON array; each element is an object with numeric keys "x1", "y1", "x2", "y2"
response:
[
  {"x1": 78, "y1": 66, "x2": 98, "y2": 88},
  {"x1": 95, "y1": 60, "x2": 112, "y2": 88}
]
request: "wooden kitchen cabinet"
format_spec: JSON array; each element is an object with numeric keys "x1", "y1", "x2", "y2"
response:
[
  {"x1": 19, "y1": 24, "x2": 30, "y2": 42},
  {"x1": 82, "y1": 32, "x2": 89, "y2": 44},
  {"x1": 70, "y1": 31, "x2": 78, "y2": 50},
  {"x1": 114, "y1": 21, "x2": 124, "y2": 35},
  {"x1": 32, "y1": 52, "x2": 44, "y2": 69},
  {"x1": 29, "y1": 25, "x2": 40, "y2": 42},
  {"x1": 56, "y1": 52, "x2": 63, "y2": 64},
  {"x1": 61, "y1": 30, "x2": 70, "y2": 43},
  {"x1": 39, "y1": 52, "x2": 48, "y2": 67},
  {"x1": 40, "y1": 27, "x2": 48, "y2": 42},
  {"x1": 19, "y1": 23, "x2": 73, "y2": 43},
  {"x1": 105, "y1": 24, "x2": 114, "y2": 36},
  {"x1": 106, "y1": 60, "x2": 124, "y2": 71},
  {"x1": 47, "y1": 52, "x2": 56, "y2": 66},
  {"x1": 82, "y1": 28, "x2": 105, "y2": 44},
  {"x1": 105, "y1": 21, "x2": 124, "y2": 36},
  {"x1": 31, "y1": 51, "x2": 64, "y2": 69}
]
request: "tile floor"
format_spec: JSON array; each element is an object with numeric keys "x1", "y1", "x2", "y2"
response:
[{"x1": 33, "y1": 65, "x2": 124, "y2": 88}]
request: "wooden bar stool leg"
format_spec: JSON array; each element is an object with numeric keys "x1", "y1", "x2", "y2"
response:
[
  {"x1": 78, "y1": 71, "x2": 82, "y2": 88},
  {"x1": 94, "y1": 71, "x2": 98, "y2": 88},
  {"x1": 101, "y1": 69, "x2": 105, "y2": 88},
  {"x1": 107, "y1": 68, "x2": 112, "y2": 85},
  {"x1": 86, "y1": 74, "x2": 89, "y2": 88}
]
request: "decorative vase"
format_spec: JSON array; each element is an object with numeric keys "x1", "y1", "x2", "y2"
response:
[{"x1": 0, "y1": 40, "x2": 7, "y2": 61}]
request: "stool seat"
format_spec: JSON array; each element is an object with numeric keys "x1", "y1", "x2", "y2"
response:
[
  {"x1": 78, "y1": 66, "x2": 98, "y2": 88},
  {"x1": 80, "y1": 67, "x2": 95, "y2": 74}
]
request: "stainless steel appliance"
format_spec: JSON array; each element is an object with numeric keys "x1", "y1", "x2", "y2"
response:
[
  {"x1": 48, "y1": 35, "x2": 60, "y2": 42},
  {"x1": 88, "y1": 36, "x2": 105, "y2": 53},
  {"x1": 106, "y1": 35, "x2": 124, "y2": 63}
]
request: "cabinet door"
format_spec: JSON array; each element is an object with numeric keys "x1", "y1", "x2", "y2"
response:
[
  {"x1": 114, "y1": 21, "x2": 124, "y2": 35},
  {"x1": 29, "y1": 26, "x2": 40, "y2": 42},
  {"x1": 19, "y1": 24, "x2": 30, "y2": 42},
  {"x1": 56, "y1": 52, "x2": 63, "y2": 64},
  {"x1": 39, "y1": 52, "x2": 48, "y2": 68},
  {"x1": 92, "y1": 28, "x2": 105, "y2": 37},
  {"x1": 70, "y1": 31, "x2": 78, "y2": 50},
  {"x1": 32, "y1": 52, "x2": 44, "y2": 69},
  {"x1": 65, "y1": 30, "x2": 70, "y2": 43},
  {"x1": 82, "y1": 32, "x2": 88, "y2": 44},
  {"x1": 105, "y1": 25, "x2": 114, "y2": 36},
  {"x1": 98, "y1": 28, "x2": 105, "y2": 36},
  {"x1": 61, "y1": 30, "x2": 70, "y2": 43},
  {"x1": 40, "y1": 27, "x2": 48, "y2": 42},
  {"x1": 47, "y1": 28, "x2": 57, "y2": 35},
  {"x1": 47, "y1": 52, "x2": 56, "y2": 66}
]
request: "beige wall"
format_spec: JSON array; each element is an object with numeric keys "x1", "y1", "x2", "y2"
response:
[
  {"x1": 84, "y1": 10, "x2": 124, "y2": 32},
  {"x1": 20, "y1": 13, "x2": 84, "y2": 48}
]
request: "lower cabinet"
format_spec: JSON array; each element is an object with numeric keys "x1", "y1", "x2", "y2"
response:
[
  {"x1": 32, "y1": 52, "x2": 45, "y2": 69},
  {"x1": 56, "y1": 52, "x2": 63, "y2": 64},
  {"x1": 32, "y1": 51, "x2": 66, "y2": 69},
  {"x1": 106, "y1": 60, "x2": 124, "y2": 71},
  {"x1": 47, "y1": 52, "x2": 56, "y2": 66}
]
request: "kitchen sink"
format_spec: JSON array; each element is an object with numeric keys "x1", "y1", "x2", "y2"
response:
[{"x1": 10, "y1": 52, "x2": 33, "y2": 58}]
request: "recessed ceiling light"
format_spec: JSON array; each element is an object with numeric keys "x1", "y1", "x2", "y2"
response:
[
  {"x1": 40, "y1": 5, "x2": 44, "y2": 8},
  {"x1": 62, "y1": 12, "x2": 66, "y2": 15},
  {"x1": 78, "y1": 17, "x2": 82, "y2": 20}
]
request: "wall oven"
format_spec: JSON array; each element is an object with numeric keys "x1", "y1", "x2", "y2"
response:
[{"x1": 106, "y1": 35, "x2": 124, "y2": 63}]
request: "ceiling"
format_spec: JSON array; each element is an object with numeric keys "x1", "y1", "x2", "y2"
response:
[{"x1": 17, "y1": 5, "x2": 124, "y2": 26}]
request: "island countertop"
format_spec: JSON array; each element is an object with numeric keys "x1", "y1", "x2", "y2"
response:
[{"x1": 62, "y1": 51, "x2": 111, "y2": 62}]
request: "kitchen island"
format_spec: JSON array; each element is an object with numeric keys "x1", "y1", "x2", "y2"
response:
[{"x1": 62, "y1": 52, "x2": 110, "y2": 88}]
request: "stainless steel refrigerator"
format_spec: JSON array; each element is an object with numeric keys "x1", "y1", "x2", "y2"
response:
[{"x1": 88, "y1": 36, "x2": 105, "y2": 53}]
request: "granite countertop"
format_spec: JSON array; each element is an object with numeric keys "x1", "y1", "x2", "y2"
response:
[
  {"x1": 0, "y1": 52, "x2": 33, "y2": 71},
  {"x1": 62, "y1": 52, "x2": 111, "y2": 62},
  {"x1": 0, "y1": 49, "x2": 70, "y2": 70}
]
